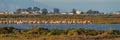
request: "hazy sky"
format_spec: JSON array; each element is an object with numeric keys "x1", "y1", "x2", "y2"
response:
[
  {"x1": 33, "y1": 0, "x2": 120, "y2": 2},
  {"x1": 0, "y1": 0, "x2": 120, "y2": 12}
]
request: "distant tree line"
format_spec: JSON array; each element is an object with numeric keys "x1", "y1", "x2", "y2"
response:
[
  {"x1": 15, "y1": 7, "x2": 103, "y2": 15},
  {"x1": 15, "y1": 7, "x2": 60, "y2": 15}
]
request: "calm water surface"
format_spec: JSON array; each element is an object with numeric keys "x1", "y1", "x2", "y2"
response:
[{"x1": 0, "y1": 24, "x2": 120, "y2": 30}]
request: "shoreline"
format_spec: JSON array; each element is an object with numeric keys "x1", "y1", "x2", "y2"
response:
[{"x1": 0, "y1": 15, "x2": 120, "y2": 24}]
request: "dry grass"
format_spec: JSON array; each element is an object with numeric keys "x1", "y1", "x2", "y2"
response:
[{"x1": 0, "y1": 34, "x2": 120, "y2": 40}]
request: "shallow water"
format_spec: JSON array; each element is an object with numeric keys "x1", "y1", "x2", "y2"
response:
[{"x1": 0, "y1": 24, "x2": 120, "y2": 30}]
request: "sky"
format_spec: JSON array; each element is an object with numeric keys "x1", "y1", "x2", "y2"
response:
[{"x1": 0, "y1": 0, "x2": 120, "y2": 13}]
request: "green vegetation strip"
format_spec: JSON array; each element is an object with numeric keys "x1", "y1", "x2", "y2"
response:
[
  {"x1": 0, "y1": 26, "x2": 120, "y2": 40},
  {"x1": 0, "y1": 26, "x2": 120, "y2": 35}
]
